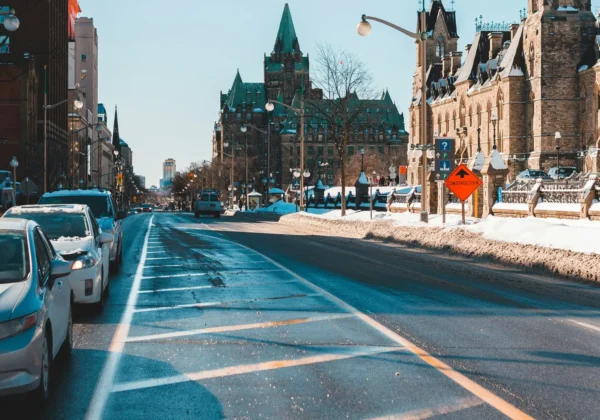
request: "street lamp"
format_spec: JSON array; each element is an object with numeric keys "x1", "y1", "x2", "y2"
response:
[
  {"x1": 9, "y1": 156, "x2": 18, "y2": 197},
  {"x1": 1, "y1": 8, "x2": 20, "y2": 32},
  {"x1": 555, "y1": 131, "x2": 561, "y2": 175},
  {"x1": 360, "y1": 148, "x2": 365, "y2": 173},
  {"x1": 43, "y1": 92, "x2": 84, "y2": 193},
  {"x1": 266, "y1": 98, "x2": 306, "y2": 210},
  {"x1": 370, "y1": 170, "x2": 376, "y2": 220},
  {"x1": 491, "y1": 111, "x2": 498, "y2": 151},
  {"x1": 358, "y1": 7, "x2": 430, "y2": 222}
]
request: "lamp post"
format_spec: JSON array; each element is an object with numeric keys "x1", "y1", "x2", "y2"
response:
[
  {"x1": 360, "y1": 148, "x2": 365, "y2": 173},
  {"x1": 266, "y1": 98, "x2": 306, "y2": 210},
  {"x1": 358, "y1": 4, "x2": 430, "y2": 222},
  {"x1": 370, "y1": 170, "x2": 376, "y2": 220},
  {"x1": 491, "y1": 111, "x2": 498, "y2": 151},
  {"x1": 239, "y1": 125, "x2": 249, "y2": 211},
  {"x1": 0, "y1": 8, "x2": 20, "y2": 32},
  {"x1": 477, "y1": 127, "x2": 482, "y2": 153},
  {"x1": 9, "y1": 156, "x2": 18, "y2": 198},
  {"x1": 555, "y1": 131, "x2": 561, "y2": 176},
  {"x1": 223, "y1": 138, "x2": 235, "y2": 209},
  {"x1": 43, "y1": 89, "x2": 83, "y2": 193}
]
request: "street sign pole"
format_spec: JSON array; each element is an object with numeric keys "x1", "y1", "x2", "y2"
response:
[
  {"x1": 461, "y1": 200, "x2": 466, "y2": 225},
  {"x1": 442, "y1": 183, "x2": 446, "y2": 225}
]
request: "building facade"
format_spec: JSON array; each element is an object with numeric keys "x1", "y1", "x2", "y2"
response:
[
  {"x1": 213, "y1": 3, "x2": 409, "y2": 191},
  {"x1": 2, "y1": 0, "x2": 74, "y2": 191},
  {"x1": 408, "y1": 0, "x2": 600, "y2": 186},
  {"x1": 163, "y1": 158, "x2": 176, "y2": 181}
]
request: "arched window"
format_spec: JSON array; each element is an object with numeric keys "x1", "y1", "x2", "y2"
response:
[
  {"x1": 445, "y1": 112, "x2": 450, "y2": 134},
  {"x1": 528, "y1": 43, "x2": 535, "y2": 78},
  {"x1": 436, "y1": 35, "x2": 445, "y2": 57}
]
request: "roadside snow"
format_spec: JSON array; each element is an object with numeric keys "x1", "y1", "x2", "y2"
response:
[{"x1": 256, "y1": 201, "x2": 297, "y2": 215}]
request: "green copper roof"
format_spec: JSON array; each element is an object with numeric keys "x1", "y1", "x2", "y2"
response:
[
  {"x1": 273, "y1": 3, "x2": 301, "y2": 54},
  {"x1": 222, "y1": 70, "x2": 266, "y2": 110}
]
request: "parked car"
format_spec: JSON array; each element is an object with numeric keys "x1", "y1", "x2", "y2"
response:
[
  {"x1": 3, "y1": 205, "x2": 114, "y2": 310},
  {"x1": 141, "y1": 204, "x2": 153, "y2": 213},
  {"x1": 0, "y1": 218, "x2": 73, "y2": 402},
  {"x1": 195, "y1": 190, "x2": 221, "y2": 218},
  {"x1": 548, "y1": 167, "x2": 577, "y2": 180},
  {"x1": 516, "y1": 169, "x2": 552, "y2": 181},
  {"x1": 38, "y1": 189, "x2": 124, "y2": 274}
]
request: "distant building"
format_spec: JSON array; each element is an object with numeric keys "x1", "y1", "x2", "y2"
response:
[
  {"x1": 136, "y1": 175, "x2": 146, "y2": 189},
  {"x1": 163, "y1": 158, "x2": 176, "y2": 181},
  {"x1": 213, "y1": 3, "x2": 408, "y2": 189}
]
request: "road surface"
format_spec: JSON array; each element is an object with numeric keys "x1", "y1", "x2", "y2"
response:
[{"x1": 5, "y1": 211, "x2": 600, "y2": 419}]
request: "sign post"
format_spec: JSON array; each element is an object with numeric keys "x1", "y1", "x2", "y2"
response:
[
  {"x1": 434, "y1": 137, "x2": 455, "y2": 225},
  {"x1": 444, "y1": 164, "x2": 482, "y2": 225}
]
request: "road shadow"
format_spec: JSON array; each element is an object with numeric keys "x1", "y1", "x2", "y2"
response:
[{"x1": 0, "y1": 348, "x2": 223, "y2": 420}]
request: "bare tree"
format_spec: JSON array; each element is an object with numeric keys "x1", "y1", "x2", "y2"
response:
[{"x1": 305, "y1": 44, "x2": 377, "y2": 216}]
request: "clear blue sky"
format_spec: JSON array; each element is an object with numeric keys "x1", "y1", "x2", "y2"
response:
[{"x1": 78, "y1": 0, "x2": 600, "y2": 187}]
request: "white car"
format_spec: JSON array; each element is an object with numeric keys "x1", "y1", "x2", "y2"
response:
[{"x1": 3, "y1": 205, "x2": 113, "y2": 311}]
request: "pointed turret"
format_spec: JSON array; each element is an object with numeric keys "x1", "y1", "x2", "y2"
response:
[
  {"x1": 273, "y1": 3, "x2": 301, "y2": 54},
  {"x1": 112, "y1": 105, "x2": 121, "y2": 155}
]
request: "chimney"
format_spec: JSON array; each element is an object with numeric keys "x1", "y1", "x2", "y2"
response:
[
  {"x1": 442, "y1": 54, "x2": 451, "y2": 78},
  {"x1": 510, "y1": 24, "x2": 519, "y2": 40},
  {"x1": 465, "y1": 44, "x2": 472, "y2": 56},
  {"x1": 450, "y1": 51, "x2": 463, "y2": 75},
  {"x1": 488, "y1": 32, "x2": 504, "y2": 61}
]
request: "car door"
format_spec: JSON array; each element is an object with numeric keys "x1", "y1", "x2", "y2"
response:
[{"x1": 34, "y1": 228, "x2": 68, "y2": 357}]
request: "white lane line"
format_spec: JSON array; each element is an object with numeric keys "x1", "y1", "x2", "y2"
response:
[
  {"x1": 137, "y1": 285, "x2": 213, "y2": 294},
  {"x1": 143, "y1": 264, "x2": 183, "y2": 269},
  {"x1": 111, "y1": 346, "x2": 403, "y2": 393},
  {"x1": 142, "y1": 272, "x2": 210, "y2": 280},
  {"x1": 368, "y1": 396, "x2": 484, "y2": 420},
  {"x1": 126, "y1": 314, "x2": 353, "y2": 343},
  {"x1": 133, "y1": 293, "x2": 319, "y2": 314},
  {"x1": 198, "y1": 226, "x2": 534, "y2": 420},
  {"x1": 146, "y1": 251, "x2": 166, "y2": 254},
  {"x1": 145, "y1": 257, "x2": 172, "y2": 261},
  {"x1": 85, "y1": 215, "x2": 154, "y2": 420},
  {"x1": 137, "y1": 279, "x2": 298, "y2": 294},
  {"x1": 570, "y1": 320, "x2": 600, "y2": 333}
]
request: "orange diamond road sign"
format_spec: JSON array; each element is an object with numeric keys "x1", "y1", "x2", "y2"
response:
[{"x1": 444, "y1": 164, "x2": 482, "y2": 202}]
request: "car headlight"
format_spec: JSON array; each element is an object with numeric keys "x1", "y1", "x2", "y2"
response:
[
  {"x1": 71, "y1": 253, "x2": 99, "y2": 270},
  {"x1": 0, "y1": 312, "x2": 39, "y2": 341}
]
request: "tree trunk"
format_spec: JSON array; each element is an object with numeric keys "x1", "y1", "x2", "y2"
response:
[{"x1": 340, "y1": 134, "x2": 347, "y2": 217}]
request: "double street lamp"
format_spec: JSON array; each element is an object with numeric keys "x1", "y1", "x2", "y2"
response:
[
  {"x1": 9, "y1": 156, "x2": 18, "y2": 197},
  {"x1": 0, "y1": 8, "x2": 19, "y2": 32},
  {"x1": 265, "y1": 98, "x2": 307, "y2": 209},
  {"x1": 358, "y1": 4, "x2": 431, "y2": 222}
]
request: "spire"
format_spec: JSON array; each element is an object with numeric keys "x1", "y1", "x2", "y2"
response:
[
  {"x1": 273, "y1": 3, "x2": 301, "y2": 54},
  {"x1": 112, "y1": 105, "x2": 121, "y2": 154},
  {"x1": 233, "y1": 68, "x2": 242, "y2": 87}
]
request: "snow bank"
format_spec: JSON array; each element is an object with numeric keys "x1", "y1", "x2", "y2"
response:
[
  {"x1": 279, "y1": 212, "x2": 600, "y2": 282},
  {"x1": 256, "y1": 201, "x2": 298, "y2": 215}
]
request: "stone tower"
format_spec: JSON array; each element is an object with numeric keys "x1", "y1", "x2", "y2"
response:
[
  {"x1": 264, "y1": 3, "x2": 309, "y2": 105},
  {"x1": 523, "y1": 0, "x2": 596, "y2": 169}
]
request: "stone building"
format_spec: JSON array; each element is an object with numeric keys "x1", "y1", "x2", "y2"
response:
[
  {"x1": 214, "y1": 3, "x2": 409, "y2": 191},
  {"x1": 408, "y1": 0, "x2": 600, "y2": 187}
]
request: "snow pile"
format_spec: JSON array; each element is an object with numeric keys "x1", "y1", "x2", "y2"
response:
[
  {"x1": 279, "y1": 212, "x2": 600, "y2": 282},
  {"x1": 256, "y1": 201, "x2": 297, "y2": 215},
  {"x1": 357, "y1": 172, "x2": 370, "y2": 185},
  {"x1": 472, "y1": 152, "x2": 486, "y2": 171},
  {"x1": 490, "y1": 150, "x2": 508, "y2": 170}
]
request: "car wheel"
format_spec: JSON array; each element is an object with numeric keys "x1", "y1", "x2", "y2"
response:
[{"x1": 33, "y1": 329, "x2": 51, "y2": 403}]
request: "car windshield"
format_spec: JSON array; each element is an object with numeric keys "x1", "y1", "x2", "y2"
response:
[
  {"x1": 4, "y1": 212, "x2": 89, "y2": 240},
  {"x1": 558, "y1": 168, "x2": 576, "y2": 175},
  {"x1": 529, "y1": 171, "x2": 547, "y2": 177},
  {"x1": 39, "y1": 195, "x2": 111, "y2": 218},
  {"x1": 0, "y1": 231, "x2": 29, "y2": 283}
]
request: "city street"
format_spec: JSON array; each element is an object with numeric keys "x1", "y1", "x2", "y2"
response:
[{"x1": 3, "y1": 211, "x2": 598, "y2": 419}]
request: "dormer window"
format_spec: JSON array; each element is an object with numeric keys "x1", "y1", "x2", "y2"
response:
[{"x1": 436, "y1": 35, "x2": 445, "y2": 58}]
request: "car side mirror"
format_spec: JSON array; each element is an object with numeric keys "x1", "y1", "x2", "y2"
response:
[
  {"x1": 117, "y1": 210, "x2": 127, "y2": 220},
  {"x1": 99, "y1": 232, "x2": 114, "y2": 245},
  {"x1": 50, "y1": 259, "x2": 71, "y2": 281}
]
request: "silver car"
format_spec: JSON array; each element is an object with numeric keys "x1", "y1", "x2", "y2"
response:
[{"x1": 0, "y1": 218, "x2": 72, "y2": 401}]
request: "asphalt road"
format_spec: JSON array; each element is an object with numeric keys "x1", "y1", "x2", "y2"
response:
[{"x1": 5, "y1": 211, "x2": 600, "y2": 419}]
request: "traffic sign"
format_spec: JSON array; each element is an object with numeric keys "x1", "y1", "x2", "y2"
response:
[
  {"x1": 399, "y1": 166, "x2": 407, "y2": 175},
  {"x1": 434, "y1": 137, "x2": 456, "y2": 180},
  {"x1": 444, "y1": 164, "x2": 482, "y2": 202}
]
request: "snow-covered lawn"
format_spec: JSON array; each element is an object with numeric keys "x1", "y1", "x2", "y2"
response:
[{"x1": 289, "y1": 209, "x2": 600, "y2": 255}]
